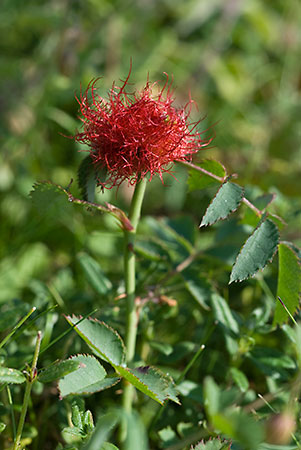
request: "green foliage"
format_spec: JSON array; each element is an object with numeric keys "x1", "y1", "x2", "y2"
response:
[
  {"x1": 62, "y1": 398, "x2": 94, "y2": 444},
  {"x1": 58, "y1": 355, "x2": 119, "y2": 398},
  {"x1": 77, "y1": 253, "x2": 112, "y2": 295},
  {"x1": 65, "y1": 316, "x2": 126, "y2": 366},
  {"x1": 65, "y1": 316, "x2": 179, "y2": 405},
  {"x1": 210, "y1": 293, "x2": 239, "y2": 355},
  {"x1": 229, "y1": 367, "x2": 249, "y2": 393},
  {"x1": 81, "y1": 412, "x2": 119, "y2": 450},
  {"x1": 117, "y1": 366, "x2": 179, "y2": 405},
  {"x1": 200, "y1": 182, "x2": 244, "y2": 227},
  {"x1": 192, "y1": 437, "x2": 231, "y2": 450},
  {"x1": 204, "y1": 377, "x2": 264, "y2": 449},
  {"x1": 38, "y1": 359, "x2": 80, "y2": 383},
  {"x1": 0, "y1": 367, "x2": 26, "y2": 384}
]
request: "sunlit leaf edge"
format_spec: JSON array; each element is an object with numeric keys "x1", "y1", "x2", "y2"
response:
[
  {"x1": 38, "y1": 359, "x2": 80, "y2": 383},
  {"x1": 117, "y1": 365, "x2": 180, "y2": 405},
  {"x1": 65, "y1": 315, "x2": 126, "y2": 367}
]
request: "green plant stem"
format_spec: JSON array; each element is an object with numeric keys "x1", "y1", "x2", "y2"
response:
[
  {"x1": 122, "y1": 178, "x2": 147, "y2": 415},
  {"x1": 13, "y1": 331, "x2": 41, "y2": 450}
]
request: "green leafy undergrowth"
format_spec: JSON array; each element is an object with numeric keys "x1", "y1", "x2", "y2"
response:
[
  {"x1": 192, "y1": 437, "x2": 231, "y2": 450},
  {"x1": 64, "y1": 315, "x2": 180, "y2": 405}
]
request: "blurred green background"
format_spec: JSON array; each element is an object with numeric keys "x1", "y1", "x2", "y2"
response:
[{"x1": 0, "y1": 0, "x2": 301, "y2": 448}]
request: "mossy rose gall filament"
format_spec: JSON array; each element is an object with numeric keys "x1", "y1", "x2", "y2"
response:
[{"x1": 74, "y1": 71, "x2": 211, "y2": 188}]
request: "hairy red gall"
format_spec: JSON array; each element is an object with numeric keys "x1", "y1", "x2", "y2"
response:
[{"x1": 74, "y1": 70, "x2": 212, "y2": 188}]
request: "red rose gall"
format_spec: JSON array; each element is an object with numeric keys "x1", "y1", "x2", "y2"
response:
[{"x1": 74, "y1": 70, "x2": 212, "y2": 188}]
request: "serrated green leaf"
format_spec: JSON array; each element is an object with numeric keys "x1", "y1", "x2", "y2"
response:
[
  {"x1": 230, "y1": 219, "x2": 279, "y2": 283},
  {"x1": 0, "y1": 367, "x2": 26, "y2": 384},
  {"x1": 58, "y1": 354, "x2": 119, "y2": 398},
  {"x1": 66, "y1": 316, "x2": 125, "y2": 366},
  {"x1": 200, "y1": 182, "x2": 244, "y2": 227},
  {"x1": 188, "y1": 159, "x2": 226, "y2": 191},
  {"x1": 38, "y1": 359, "x2": 80, "y2": 383},
  {"x1": 78, "y1": 253, "x2": 112, "y2": 295},
  {"x1": 193, "y1": 437, "x2": 231, "y2": 450},
  {"x1": 274, "y1": 243, "x2": 301, "y2": 325},
  {"x1": 116, "y1": 366, "x2": 180, "y2": 405}
]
